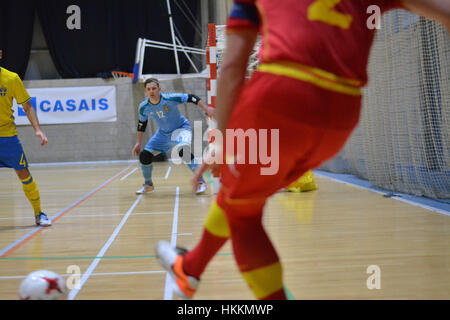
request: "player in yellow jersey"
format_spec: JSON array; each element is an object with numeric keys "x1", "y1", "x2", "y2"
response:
[{"x1": 0, "y1": 50, "x2": 51, "y2": 226}]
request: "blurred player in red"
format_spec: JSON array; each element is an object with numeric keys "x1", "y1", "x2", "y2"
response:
[{"x1": 156, "y1": 0, "x2": 450, "y2": 299}]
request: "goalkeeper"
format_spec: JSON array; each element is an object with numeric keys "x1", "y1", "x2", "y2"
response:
[{"x1": 133, "y1": 78, "x2": 214, "y2": 195}]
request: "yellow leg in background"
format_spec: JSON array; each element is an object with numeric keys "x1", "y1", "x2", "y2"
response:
[{"x1": 286, "y1": 170, "x2": 318, "y2": 193}]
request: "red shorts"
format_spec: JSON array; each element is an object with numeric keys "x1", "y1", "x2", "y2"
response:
[{"x1": 219, "y1": 71, "x2": 362, "y2": 205}]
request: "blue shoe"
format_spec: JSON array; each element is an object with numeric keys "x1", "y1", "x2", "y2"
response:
[{"x1": 35, "y1": 212, "x2": 52, "y2": 227}]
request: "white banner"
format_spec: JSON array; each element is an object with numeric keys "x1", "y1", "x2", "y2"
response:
[{"x1": 13, "y1": 86, "x2": 117, "y2": 125}]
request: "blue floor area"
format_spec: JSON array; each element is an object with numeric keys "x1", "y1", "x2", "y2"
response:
[{"x1": 313, "y1": 170, "x2": 450, "y2": 216}]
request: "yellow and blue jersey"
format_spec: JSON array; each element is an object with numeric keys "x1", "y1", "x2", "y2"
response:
[
  {"x1": 0, "y1": 135, "x2": 28, "y2": 170},
  {"x1": 0, "y1": 67, "x2": 31, "y2": 137},
  {"x1": 138, "y1": 93, "x2": 190, "y2": 133}
]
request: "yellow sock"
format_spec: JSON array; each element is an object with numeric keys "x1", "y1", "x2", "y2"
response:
[
  {"x1": 241, "y1": 262, "x2": 284, "y2": 299},
  {"x1": 21, "y1": 176, "x2": 41, "y2": 216}
]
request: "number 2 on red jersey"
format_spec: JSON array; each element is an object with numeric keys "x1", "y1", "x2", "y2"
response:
[{"x1": 307, "y1": 0, "x2": 353, "y2": 29}]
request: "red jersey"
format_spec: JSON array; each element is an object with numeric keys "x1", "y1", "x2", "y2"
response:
[{"x1": 227, "y1": 0, "x2": 404, "y2": 95}]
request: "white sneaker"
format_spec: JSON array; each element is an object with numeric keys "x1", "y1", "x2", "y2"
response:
[
  {"x1": 136, "y1": 184, "x2": 154, "y2": 194},
  {"x1": 195, "y1": 182, "x2": 207, "y2": 195},
  {"x1": 156, "y1": 241, "x2": 199, "y2": 299},
  {"x1": 35, "y1": 212, "x2": 52, "y2": 227}
]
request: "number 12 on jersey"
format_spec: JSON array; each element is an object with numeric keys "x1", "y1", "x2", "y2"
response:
[{"x1": 156, "y1": 111, "x2": 165, "y2": 119}]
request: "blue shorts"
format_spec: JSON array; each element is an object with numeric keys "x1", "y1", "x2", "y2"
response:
[
  {"x1": 144, "y1": 123, "x2": 192, "y2": 156},
  {"x1": 0, "y1": 136, "x2": 28, "y2": 170}
]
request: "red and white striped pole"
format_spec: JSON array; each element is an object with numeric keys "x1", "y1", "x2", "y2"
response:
[
  {"x1": 206, "y1": 23, "x2": 218, "y2": 139},
  {"x1": 207, "y1": 23, "x2": 217, "y2": 111}
]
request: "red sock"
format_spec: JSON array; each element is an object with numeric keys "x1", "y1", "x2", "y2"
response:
[{"x1": 183, "y1": 228, "x2": 228, "y2": 279}]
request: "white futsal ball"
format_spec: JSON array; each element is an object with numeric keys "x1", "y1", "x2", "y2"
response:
[{"x1": 19, "y1": 270, "x2": 67, "y2": 300}]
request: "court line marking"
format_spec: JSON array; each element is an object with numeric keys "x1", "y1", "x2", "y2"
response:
[
  {"x1": 164, "y1": 166, "x2": 172, "y2": 179},
  {"x1": 284, "y1": 286, "x2": 296, "y2": 300},
  {"x1": 0, "y1": 165, "x2": 134, "y2": 258},
  {"x1": 0, "y1": 216, "x2": 41, "y2": 220},
  {"x1": 0, "y1": 211, "x2": 173, "y2": 221},
  {"x1": 0, "y1": 252, "x2": 233, "y2": 261},
  {"x1": 120, "y1": 167, "x2": 138, "y2": 181},
  {"x1": 314, "y1": 170, "x2": 450, "y2": 216},
  {"x1": 29, "y1": 160, "x2": 138, "y2": 167},
  {"x1": 163, "y1": 186, "x2": 180, "y2": 300},
  {"x1": 67, "y1": 195, "x2": 144, "y2": 300},
  {"x1": 135, "y1": 211, "x2": 173, "y2": 215},
  {"x1": 0, "y1": 270, "x2": 165, "y2": 280}
]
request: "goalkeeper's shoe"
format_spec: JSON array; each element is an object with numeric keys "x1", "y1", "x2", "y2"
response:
[
  {"x1": 136, "y1": 183, "x2": 154, "y2": 194},
  {"x1": 195, "y1": 182, "x2": 207, "y2": 195}
]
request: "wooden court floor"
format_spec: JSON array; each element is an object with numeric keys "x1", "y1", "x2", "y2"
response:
[{"x1": 0, "y1": 162, "x2": 449, "y2": 300}]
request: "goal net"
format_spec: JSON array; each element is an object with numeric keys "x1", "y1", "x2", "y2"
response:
[
  {"x1": 213, "y1": 24, "x2": 261, "y2": 79},
  {"x1": 320, "y1": 11, "x2": 449, "y2": 199},
  {"x1": 210, "y1": 11, "x2": 450, "y2": 199}
]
